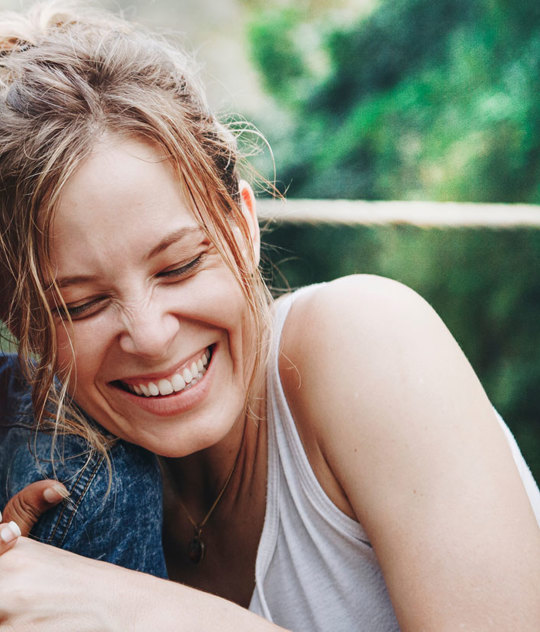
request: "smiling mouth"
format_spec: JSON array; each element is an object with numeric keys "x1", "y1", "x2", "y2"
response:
[{"x1": 114, "y1": 346, "x2": 213, "y2": 398}]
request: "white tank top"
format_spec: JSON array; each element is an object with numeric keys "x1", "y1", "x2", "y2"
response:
[{"x1": 248, "y1": 285, "x2": 540, "y2": 631}]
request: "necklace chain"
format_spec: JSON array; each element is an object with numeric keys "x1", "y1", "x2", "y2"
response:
[{"x1": 177, "y1": 446, "x2": 242, "y2": 564}]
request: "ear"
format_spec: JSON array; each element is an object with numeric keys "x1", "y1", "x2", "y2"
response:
[{"x1": 238, "y1": 180, "x2": 260, "y2": 267}]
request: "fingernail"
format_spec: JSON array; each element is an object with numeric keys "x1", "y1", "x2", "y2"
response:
[
  {"x1": 43, "y1": 484, "x2": 70, "y2": 503},
  {"x1": 0, "y1": 521, "x2": 21, "y2": 543}
]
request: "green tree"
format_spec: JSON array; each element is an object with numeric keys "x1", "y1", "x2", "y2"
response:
[{"x1": 248, "y1": 0, "x2": 540, "y2": 202}]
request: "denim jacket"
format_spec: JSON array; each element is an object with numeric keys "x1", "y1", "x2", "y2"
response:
[{"x1": 0, "y1": 354, "x2": 168, "y2": 578}]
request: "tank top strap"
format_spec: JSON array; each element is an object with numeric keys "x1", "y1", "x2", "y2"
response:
[{"x1": 270, "y1": 283, "x2": 326, "y2": 364}]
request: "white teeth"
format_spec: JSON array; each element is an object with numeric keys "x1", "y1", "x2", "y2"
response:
[
  {"x1": 126, "y1": 347, "x2": 212, "y2": 397},
  {"x1": 171, "y1": 373, "x2": 186, "y2": 391},
  {"x1": 158, "y1": 379, "x2": 173, "y2": 396},
  {"x1": 140, "y1": 384, "x2": 150, "y2": 397}
]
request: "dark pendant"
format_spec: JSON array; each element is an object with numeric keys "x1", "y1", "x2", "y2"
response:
[{"x1": 188, "y1": 533, "x2": 205, "y2": 564}]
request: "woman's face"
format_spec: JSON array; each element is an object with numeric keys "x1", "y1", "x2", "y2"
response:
[{"x1": 48, "y1": 136, "x2": 259, "y2": 457}]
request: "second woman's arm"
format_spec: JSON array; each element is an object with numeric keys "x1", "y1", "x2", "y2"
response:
[{"x1": 0, "y1": 536, "x2": 286, "y2": 631}]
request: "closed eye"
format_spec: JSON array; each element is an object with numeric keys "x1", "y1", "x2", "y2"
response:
[
  {"x1": 54, "y1": 296, "x2": 109, "y2": 321},
  {"x1": 52, "y1": 255, "x2": 204, "y2": 321},
  {"x1": 158, "y1": 254, "x2": 204, "y2": 279}
]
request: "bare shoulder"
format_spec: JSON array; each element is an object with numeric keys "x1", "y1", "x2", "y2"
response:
[
  {"x1": 280, "y1": 273, "x2": 460, "y2": 397},
  {"x1": 282, "y1": 273, "x2": 443, "y2": 342},
  {"x1": 279, "y1": 275, "x2": 540, "y2": 629},
  {"x1": 279, "y1": 273, "x2": 499, "y2": 459}
]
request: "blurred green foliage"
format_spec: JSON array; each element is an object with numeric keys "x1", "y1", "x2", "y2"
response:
[
  {"x1": 248, "y1": 0, "x2": 540, "y2": 480},
  {"x1": 247, "y1": 0, "x2": 540, "y2": 202}
]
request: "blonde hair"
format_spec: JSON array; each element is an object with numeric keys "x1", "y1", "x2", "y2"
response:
[{"x1": 0, "y1": 1, "x2": 272, "y2": 461}]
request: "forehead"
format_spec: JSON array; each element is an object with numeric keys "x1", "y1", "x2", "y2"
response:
[
  {"x1": 49, "y1": 137, "x2": 204, "y2": 272},
  {"x1": 54, "y1": 136, "x2": 195, "y2": 232}
]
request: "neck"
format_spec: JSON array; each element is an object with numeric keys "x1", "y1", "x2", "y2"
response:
[{"x1": 160, "y1": 389, "x2": 267, "y2": 520}]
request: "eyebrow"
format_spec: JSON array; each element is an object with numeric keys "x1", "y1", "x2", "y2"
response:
[
  {"x1": 144, "y1": 226, "x2": 203, "y2": 261},
  {"x1": 54, "y1": 226, "x2": 204, "y2": 289},
  {"x1": 55, "y1": 274, "x2": 100, "y2": 290}
]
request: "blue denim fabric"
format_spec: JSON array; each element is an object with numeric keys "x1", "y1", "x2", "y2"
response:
[{"x1": 0, "y1": 354, "x2": 168, "y2": 578}]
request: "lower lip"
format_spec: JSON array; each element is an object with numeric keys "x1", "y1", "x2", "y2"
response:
[{"x1": 111, "y1": 348, "x2": 216, "y2": 417}]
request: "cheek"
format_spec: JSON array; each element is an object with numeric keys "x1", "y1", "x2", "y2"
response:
[
  {"x1": 54, "y1": 320, "x2": 107, "y2": 388},
  {"x1": 212, "y1": 280, "x2": 258, "y2": 370},
  {"x1": 188, "y1": 266, "x2": 248, "y2": 328}
]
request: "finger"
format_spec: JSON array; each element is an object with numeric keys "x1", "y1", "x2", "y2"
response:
[
  {"x1": 2, "y1": 480, "x2": 69, "y2": 536},
  {"x1": 0, "y1": 519, "x2": 22, "y2": 555}
]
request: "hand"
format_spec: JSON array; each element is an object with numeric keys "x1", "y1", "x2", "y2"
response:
[
  {"x1": 0, "y1": 480, "x2": 68, "y2": 554},
  {"x1": 0, "y1": 537, "x2": 121, "y2": 631}
]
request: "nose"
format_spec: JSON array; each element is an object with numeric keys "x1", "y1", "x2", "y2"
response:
[{"x1": 118, "y1": 298, "x2": 180, "y2": 358}]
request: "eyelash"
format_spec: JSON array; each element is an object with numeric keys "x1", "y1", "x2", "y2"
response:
[
  {"x1": 54, "y1": 296, "x2": 107, "y2": 321},
  {"x1": 57, "y1": 254, "x2": 204, "y2": 321},
  {"x1": 158, "y1": 254, "x2": 203, "y2": 279}
]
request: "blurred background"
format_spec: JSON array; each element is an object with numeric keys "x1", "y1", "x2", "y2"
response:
[{"x1": 5, "y1": 0, "x2": 540, "y2": 481}]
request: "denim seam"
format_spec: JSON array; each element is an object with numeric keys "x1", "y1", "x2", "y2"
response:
[{"x1": 45, "y1": 454, "x2": 106, "y2": 546}]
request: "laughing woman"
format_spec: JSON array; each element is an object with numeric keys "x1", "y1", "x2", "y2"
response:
[{"x1": 0, "y1": 3, "x2": 539, "y2": 631}]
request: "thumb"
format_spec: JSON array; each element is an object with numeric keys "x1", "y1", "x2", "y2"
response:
[{"x1": 2, "y1": 480, "x2": 69, "y2": 536}]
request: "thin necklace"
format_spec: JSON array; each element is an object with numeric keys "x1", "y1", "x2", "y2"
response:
[{"x1": 177, "y1": 447, "x2": 241, "y2": 565}]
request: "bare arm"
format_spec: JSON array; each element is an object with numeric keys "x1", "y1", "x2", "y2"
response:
[
  {"x1": 281, "y1": 275, "x2": 540, "y2": 631},
  {"x1": 0, "y1": 537, "x2": 285, "y2": 631}
]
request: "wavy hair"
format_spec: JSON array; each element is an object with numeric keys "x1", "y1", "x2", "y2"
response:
[{"x1": 0, "y1": 1, "x2": 272, "y2": 463}]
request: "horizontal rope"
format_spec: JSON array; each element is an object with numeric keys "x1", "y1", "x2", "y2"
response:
[{"x1": 257, "y1": 199, "x2": 540, "y2": 227}]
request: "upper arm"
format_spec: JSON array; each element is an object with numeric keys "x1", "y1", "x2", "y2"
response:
[{"x1": 280, "y1": 275, "x2": 540, "y2": 631}]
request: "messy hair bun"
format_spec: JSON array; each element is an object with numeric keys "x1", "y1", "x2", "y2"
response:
[
  {"x1": 0, "y1": 1, "x2": 119, "y2": 56},
  {"x1": 0, "y1": 1, "x2": 65, "y2": 53}
]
